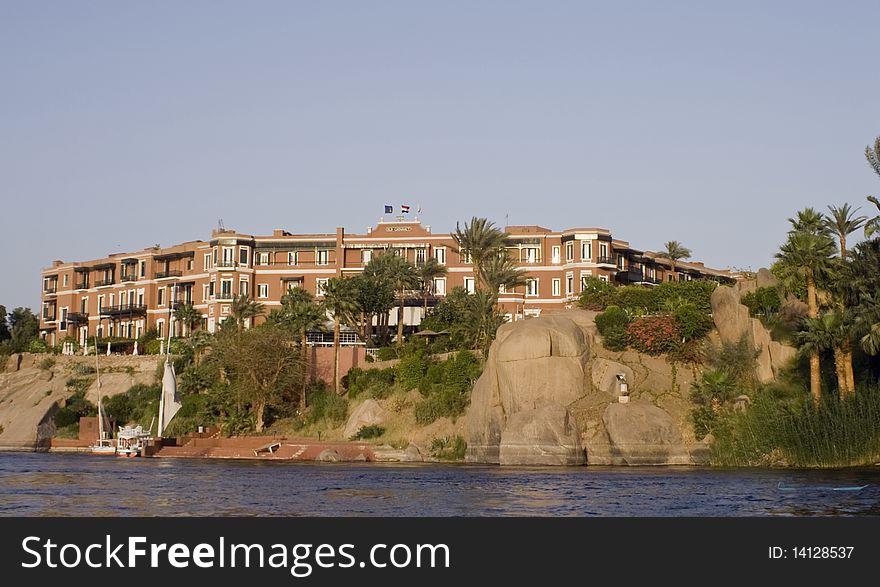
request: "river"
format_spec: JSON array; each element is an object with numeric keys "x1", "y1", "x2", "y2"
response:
[{"x1": 1, "y1": 453, "x2": 878, "y2": 516}]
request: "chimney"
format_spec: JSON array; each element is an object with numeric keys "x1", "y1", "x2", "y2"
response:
[
  {"x1": 425, "y1": 225, "x2": 431, "y2": 233},
  {"x1": 367, "y1": 226, "x2": 372, "y2": 234}
]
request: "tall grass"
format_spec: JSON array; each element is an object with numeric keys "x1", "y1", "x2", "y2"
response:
[{"x1": 711, "y1": 384, "x2": 880, "y2": 467}]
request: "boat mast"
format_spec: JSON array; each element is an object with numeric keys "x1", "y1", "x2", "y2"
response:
[
  {"x1": 157, "y1": 283, "x2": 176, "y2": 437},
  {"x1": 94, "y1": 329, "x2": 103, "y2": 441}
]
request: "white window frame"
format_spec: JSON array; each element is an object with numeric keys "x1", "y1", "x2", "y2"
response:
[
  {"x1": 239, "y1": 279, "x2": 249, "y2": 297},
  {"x1": 464, "y1": 277, "x2": 475, "y2": 294},
  {"x1": 316, "y1": 278, "x2": 329, "y2": 296},
  {"x1": 434, "y1": 247, "x2": 446, "y2": 265},
  {"x1": 552, "y1": 278, "x2": 561, "y2": 297},
  {"x1": 157, "y1": 287, "x2": 165, "y2": 306},
  {"x1": 239, "y1": 246, "x2": 249, "y2": 266},
  {"x1": 317, "y1": 250, "x2": 329, "y2": 266},
  {"x1": 259, "y1": 252, "x2": 270, "y2": 266},
  {"x1": 222, "y1": 247, "x2": 234, "y2": 265},
  {"x1": 257, "y1": 283, "x2": 269, "y2": 298},
  {"x1": 523, "y1": 247, "x2": 539, "y2": 264},
  {"x1": 204, "y1": 253, "x2": 212, "y2": 270},
  {"x1": 551, "y1": 246, "x2": 561, "y2": 264},
  {"x1": 433, "y1": 277, "x2": 446, "y2": 296},
  {"x1": 581, "y1": 241, "x2": 592, "y2": 261},
  {"x1": 288, "y1": 251, "x2": 298, "y2": 266},
  {"x1": 566, "y1": 242, "x2": 574, "y2": 262},
  {"x1": 599, "y1": 275, "x2": 609, "y2": 283},
  {"x1": 580, "y1": 270, "x2": 593, "y2": 290},
  {"x1": 220, "y1": 279, "x2": 233, "y2": 298},
  {"x1": 361, "y1": 249, "x2": 372, "y2": 264},
  {"x1": 415, "y1": 248, "x2": 426, "y2": 266},
  {"x1": 203, "y1": 284, "x2": 210, "y2": 301},
  {"x1": 565, "y1": 272, "x2": 574, "y2": 296},
  {"x1": 139, "y1": 260, "x2": 146, "y2": 277},
  {"x1": 526, "y1": 278, "x2": 539, "y2": 297}
]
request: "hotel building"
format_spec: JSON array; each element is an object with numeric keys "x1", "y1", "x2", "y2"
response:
[{"x1": 38, "y1": 218, "x2": 733, "y2": 346}]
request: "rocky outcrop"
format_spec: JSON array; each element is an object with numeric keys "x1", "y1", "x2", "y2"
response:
[
  {"x1": 710, "y1": 285, "x2": 796, "y2": 382},
  {"x1": 343, "y1": 399, "x2": 386, "y2": 439},
  {"x1": 466, "y1": 310, "x2": 707, "y2": 466},
  {"x1": 466, "y1": 313, "x2": 591, "y2": 465},
  {"x1": 499, "y1": 405, "x2": 584, "y2": 466}
]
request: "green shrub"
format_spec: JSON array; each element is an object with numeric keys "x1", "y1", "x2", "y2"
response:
[
  {"x1": 430, "y1": 435, "x2": 467, "y2": 461},
  {"x1": 741, "y1": 287, "x2": 781, "y2": 317},
  {"x1": 614, "y1": 286, "x2": 659, "y2": 314},
  {"x1": 38, "y1": 357, "x2": 56, "y2": 370},
  {"x1": 346, "y1": 367, "x2": 396, "y2": 399},
  {"x1": 303, "y1": 383, "x2": 348, "y2": 426},
  {"x1": 376, "y1": 347, "x2": 398, "y2": 361},
  {"x1": 704, "y1": 335, "x2": 759, "y2": 387},
  {"x1": 414, "y1": 386, "x2": 469, "y2": 424},
  {"x1": 625, "y1": 316, "x2": 680, "y2": 355},
  {"x1": 655, "y1": 280, "x2": 716, "y2": 313},
  {"x1": 672, "y1": 304, "x2": 714, "y2": 342},
  {"x1": 396, "y1": 352, "x2": 430, "y2": 391},
  {"x1": 577, "y1": 277, "x2": 616, "y2": 310},
  {"x1": 102, "y1": 383, "x2": 161, "y2": 427},
  {"x1": 595, "y1": 305, "x2": 631, "y2": 351},
  {"x1": 352, "y1": 424, "x2": 385, "y2": 440},
  {"x1": 73, "y1": 363, "x2": 96, "y2": 376},
  {"x1": 29, "y1": 338, "x2": 50, "y2": 354},
  {"x1": 53, "y1": 390, "x2": 97, "y2": 428}
]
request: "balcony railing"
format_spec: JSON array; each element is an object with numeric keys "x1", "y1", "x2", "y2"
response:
[
  {"x1": 66, "y1": 312, "x2": 89, "y2": 324},
  {"x1": 43, "y1": 286, "x2": 57, "y2": 294},
  {"x1": 75, "y1": 282, "x2": 89, "y2": 290},
  {"x1": 120, "y1": 273, "x2": 137, "y2": 282},
  {"x1": 216, "y1": 260, "x2": 237, "y2": 268},
  {"x1": 99, "y1": 304, "x2": 148, "y2": 317},
  {"x1": 216, "y1": 292, "x2": 235, "y2": 300},
  {"x1": 155, "y1": 270, "x2": 183, "y2": 279},
  {"x1": 95, "y1": 278, "x2": 115, "y2": 287},
  {"x1": 43, "y1": 314, "x2": 56, "y2": 322},
  {"x1": 597, "y1": 256, "x2": 615, "y2": 265}
]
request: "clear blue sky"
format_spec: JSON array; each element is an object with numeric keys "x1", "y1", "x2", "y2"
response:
[{"x1": 2, "y1": 0, "x2": 878, "y2": 310}]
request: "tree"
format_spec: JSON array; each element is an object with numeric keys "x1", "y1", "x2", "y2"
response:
[
  {"x1": 657, "y1": 241, "x2": 692, "y2": 280},
  {"x1": 269, "y1": 288, "x2": 327, "y2": 407},
  {"x1": 0, "y1": 304, "x2": 10, "y2": 343},
  {"x1": 418, "y1": 258, "x2": 448, "y2": 317},
  {"x1": 452, "y1": 217, "x2": 509, "y2": 291},
  {"x1": 797, "y1": 312, "x2": 852, "y2": 397},
  {"x1": 465, "y1": 289, "x2": 506, "y2": 358},
  {"x1": 187, "y1": 330, "x2": 213, "y2": 367},
  {"x1": 367, "y1": 252, "x2": 419, "y2": 345},
  {"x1": 320, "y1": 278, "x2": 359, "y2": 394},
  {"x1": 173, "y1": 303, "x2": 203, "y2": 336},
  {"x1": 480, "y1": 252, "x2": 529, "y2": 293},
  {"x1": 865, "y1": 196, "x2": 880, "y2": 239},
  {"x1": 210, "y1": 324, "x2": 300, "y2": 432},
  {"x1": 866, "y1": 136, "x2": 880, "y2": 178},
  {"x1": 8, "y1": 307, "x2": 39, "y2": 352},
  {"x1": 775, "y1": 225, "x2": 838, "y2": 403},
  {"x1": 825, "y1": 204, "x2": 866, "y2": 260},
  {"x1": 788, "y1": 207, "x2": 829, "y2": 235},
  {"x1": 228, "y1": 295, "x2": 265, "y2": 331}
]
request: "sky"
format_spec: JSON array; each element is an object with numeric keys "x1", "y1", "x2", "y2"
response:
[{"x1": 1, "y1": 0, "x2": 879, "y2": 310}]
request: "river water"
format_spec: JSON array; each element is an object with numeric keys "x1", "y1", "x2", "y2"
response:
[{"x1": 1, "y1": 453, "x2": 878, "y2": 516}]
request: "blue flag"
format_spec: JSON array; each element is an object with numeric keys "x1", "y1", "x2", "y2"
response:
[{"x1": 384, "y1": 205, "x2": 393, "y2": 214}]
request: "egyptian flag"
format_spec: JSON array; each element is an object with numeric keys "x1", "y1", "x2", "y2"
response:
[
  {"x1": 401, "y1": 204, "x2": 411, "y2": 213},
  {"x1": 384, "y1": 205, "x2": 393, "y2": 213}
]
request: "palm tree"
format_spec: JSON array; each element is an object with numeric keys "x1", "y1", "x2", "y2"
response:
[
  {"x1": 788, "y1": 207, "x2": 829, "y2": 234},
  {"x1": 173, "y1": 303, "x2": 202, "y2": 337},
  {"x1": 656, "y1": 241, "x2": 692, "y2": 281},
  {"x1": 865, "y1": 196, "x2": 880, "y2": 238},
  {"x1": 480, "y1": 251, "x2": 529, "y2": 293},
  {"x1": 369, "y1": 252, "x2": 420, "y2": 345},
  {"x1": 276, "y1": 288, "x2": 326, "y2": 407},
  {"x1": 466, "y1": 288, "x2": 506, "y2": 358},
  {"x1": 452, "y1": 217, "x2": 508, "y2": 291},
  {"x1": 418, "y1": 257, "x2": 447, "y2": 318},
  {"x1": 825, "y1": 204, "x2": 866, "y2": 259},
  {"x1": 320, "y1": 278, "x2": 359, "y2": 394},
  {"x1": 797, "y1": 312, "x2": 853, "y2": 397},
  {"x1": 229, "y1": 295, "x2": 265, "y2": 331},
  {"x1": 775, "y1": 229, "x2": 838, "y2": 403},
  {"x1": 188, "y1": 330, "x2": 212, "y2": 367},
  {"x1": 866, "y1": 136, "x2": 880, "y2": 178}
]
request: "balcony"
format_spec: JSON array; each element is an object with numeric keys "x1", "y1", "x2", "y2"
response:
[
  {"x1": 43, "y1": 286, "x2": 57, "y2": 295},
  {"x1": 99, "y1": 304, "x2": 148, "y2": 317},
  {"x1": 216, "y1": 260, "x2": 237, "y2": 269},
  {"x1": 75, "y1": 281, "x2": 89, "y2": 290},
  {"x1": 216, "y1": 292, "x2": 235, "y2": 300},
  {"x1": 155, "y1": 270, "x2": 183, "y2": 279},
  {"x1": 615, "y1": 268, "x2": 645, "y2": 285},
  {"x1": 95, "y1": 278, "x2": 115, "y2": 287},
  {"x1": 66, "y1": 312, "x2": 89, "y2": 325},
  {"x1": 120, "y1": 273, "x2": 137, "y2": 283},
  {"x1": 597, "y1": 256, "x2": 615, "y2": 265},
  {"x1": 42, "y1": 314, "x2": 56, "y2": 322}
]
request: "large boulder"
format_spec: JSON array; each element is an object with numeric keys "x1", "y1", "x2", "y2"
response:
[
  {"x1": 600, "y1": 403, "x2": 698, "y2": 465},
  {"x1": 499, "y1": 405, "x2": 585, "y2": 466},
  {"x1": 755, "y1": 267, "x2": 778, "y2": 289},
  {"x1": 343, "y1": 399, "x2": 386, "y2": 439},
  {"x1": 711, "y1": 285, "x2": 796, "y2": 382},
  {"x1": 591, "y1": 358, "x2": 635, "y2": 398},
  {"x1": 466, "y1": 312, "x2": 591, "y2": 465}
]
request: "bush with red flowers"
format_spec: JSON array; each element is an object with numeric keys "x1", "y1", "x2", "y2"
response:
[{"x1": 625, "y1": 316, "x2": 681, "y2": 355}]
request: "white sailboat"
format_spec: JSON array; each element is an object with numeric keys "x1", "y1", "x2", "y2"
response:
[{"x1": 89, "y1": 332, "x2": 117, "y2": 455}]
